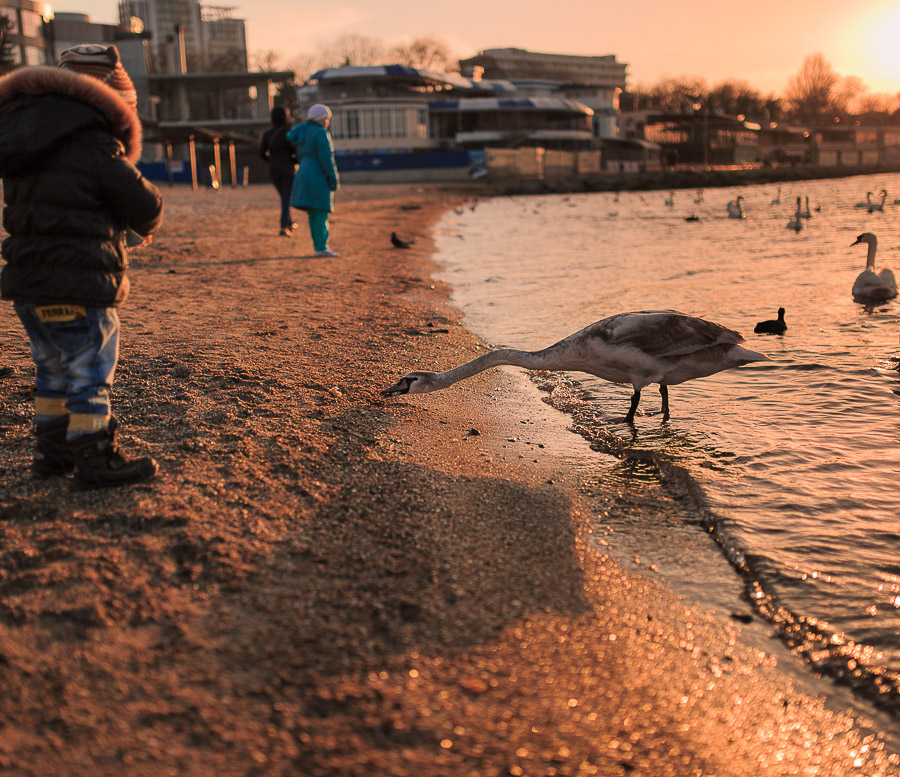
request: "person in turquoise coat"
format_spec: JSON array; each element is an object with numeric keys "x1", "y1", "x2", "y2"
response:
[{"x1": 286, "y1": 104, "x2": 340, "y2": 257}]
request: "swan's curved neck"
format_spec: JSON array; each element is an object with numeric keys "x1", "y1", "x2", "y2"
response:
[
  {"x1": 433, "y1": 348, "x2": 543, "y2": 389},
  {"x1": 864, "y1": 238, "x2": 878, "y2": 269}
]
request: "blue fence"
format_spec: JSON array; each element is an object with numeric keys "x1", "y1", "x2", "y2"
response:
[{"x1": 334, "y1": 150, "x2": 483, "y2": 173}]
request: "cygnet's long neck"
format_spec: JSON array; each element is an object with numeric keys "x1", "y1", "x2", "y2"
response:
[{"x1": 432, "y1": 348, "x2": 545, "y2": 389}]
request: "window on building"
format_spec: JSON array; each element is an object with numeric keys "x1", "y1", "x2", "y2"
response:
[
  {"x1": 0, "y1": 9, "x2": 19, "y2": 34},
  {"x1": 416, "y1": 108, "x2": 427, "y2": 139},
  {"x1": 23, "y1": 45, "x2": 48, "y2": 65},
  {"x1": 19, "y1": 9, "x2": 44, "y2": 38}
]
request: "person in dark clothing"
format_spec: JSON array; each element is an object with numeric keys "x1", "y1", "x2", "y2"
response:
[
  {"x1": 0, "y1": 44, "x2": 164, "y2": 489},
  {"x1": 259, "y1": 105, "x2": 297, "y2": 236}
]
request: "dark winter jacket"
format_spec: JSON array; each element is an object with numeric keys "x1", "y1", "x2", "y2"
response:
[
  {"x1": 0, "y1": 66, "x2": 163, "y2": 307},
  {"x1": 259, "y1": 106, "x2": 297, "y2": 180}
]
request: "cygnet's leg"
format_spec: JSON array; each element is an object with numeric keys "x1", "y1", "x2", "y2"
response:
[
  {"x1": 659, "y1": 385, "x2": 670, "y2": 421},
  {"x1": 625, "y1": 389, "x2": 641, "y2": 424}
]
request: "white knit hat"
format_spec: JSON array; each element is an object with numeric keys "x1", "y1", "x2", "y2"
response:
[
  {"x1": 307, "y1": 104, "x2": 332, "y2": 124},
  {"x1": 58, "y1": 44, "x2": 138, "y2": 111}
]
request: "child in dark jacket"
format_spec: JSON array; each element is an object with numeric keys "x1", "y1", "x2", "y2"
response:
[{"x1": 0, "y1": 44, "x2": 164, "y2": 489}]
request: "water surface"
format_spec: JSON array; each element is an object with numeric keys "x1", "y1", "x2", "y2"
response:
[{"x1": 434, "y1": 173, "x2": 900, "y2": 716}]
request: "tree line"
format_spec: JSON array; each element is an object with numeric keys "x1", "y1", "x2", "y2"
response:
[
  {"x1": 620, "y1": 54, "x2": 900, "y2": 126},
  {"x1": 255, "y1": 37, "x2": 900, "y2": 127}
]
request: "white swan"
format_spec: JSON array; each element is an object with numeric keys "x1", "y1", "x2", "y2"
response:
[
  {"x1": 800, "y1": 196, "x2": 812, "y2": 219},
  {"x1": 770, "y1": 187, "x2": 782, "y2": 205},
  {"x1": 694, "y1": 188, "x2": 705, "y2": 203},
  {"x1": 855, "y1": 192, "x2": 873, "y2": 209},
  {"x1": 851, "y1": 233, "x2": 898, "y2": 302},
  {"x1": 664, "y1": 191, "x2": 675, "y2": 207},
  {"x1": 787, "y1": 197, "x2": 804, "y2": 232},
  {"x1": 727, "y1": 196, "x2": 746, "y2": 219},
  {"x1": 868, "y1": 189, "x2": 887, "y2": 213},
  {"x1": 382, "y1": 311, "x2": 770, "y2": 423}
]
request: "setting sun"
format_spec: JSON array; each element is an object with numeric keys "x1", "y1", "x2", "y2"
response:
[{"x1": 860, "y1": 1, "x2": 900, "y2": 89}]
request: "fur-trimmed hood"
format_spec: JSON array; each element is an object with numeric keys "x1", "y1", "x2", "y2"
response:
[{"x1": 0, "y1": 66, "x2": 142, "y2": 172}]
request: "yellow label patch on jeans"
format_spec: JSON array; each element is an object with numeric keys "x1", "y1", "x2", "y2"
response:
[{"x1": 35, "y1": 305, "x2": 87, "y2": 323}]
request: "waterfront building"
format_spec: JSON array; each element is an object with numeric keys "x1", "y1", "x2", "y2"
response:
[
  {"x1": 622, "y1": 110, "x2": 761, "y2": 167},
  {"x1": 459, "y1": 48, "x2": 627, "y2": 139},
  {"x1": 0, "y1": 0, "x2": 54, "y2": 67},
  {"x1": 115, "y1": 0, "x2": 246, "y2": 73},
  {"x1": 300, "y1": 64, "x2": 599, "y2": 180}
]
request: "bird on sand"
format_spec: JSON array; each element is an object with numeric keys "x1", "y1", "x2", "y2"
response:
[
  {"x1": 851, "y1": 232, "x2": 898, "y2": 302},
  {"x1": 391, "y1": 231, "x2": 414, "y2": 249},
  {"x1": 382, "y1": 311, "x2": 769, "y2": 423},
  {"x1": 754, "y1": 308, "x2": 787, "y2": 335}
]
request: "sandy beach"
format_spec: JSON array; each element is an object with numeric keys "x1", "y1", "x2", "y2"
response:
[{"x1": 1, "y1": 181, "x2": 898, "y2": 776}]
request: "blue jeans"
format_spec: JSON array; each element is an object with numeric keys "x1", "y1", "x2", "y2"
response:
[{"x1": 14, "y1": 303, "x2": 119, "y2": 434}]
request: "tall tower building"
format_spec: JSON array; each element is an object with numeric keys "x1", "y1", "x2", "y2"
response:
[{"x1": 116, "y1": 0, "x2": 246, "y2": 73}]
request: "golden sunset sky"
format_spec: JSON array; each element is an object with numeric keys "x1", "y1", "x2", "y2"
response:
[{"x1": 53, "y1": 0, "x2": 900, "y2": 96}]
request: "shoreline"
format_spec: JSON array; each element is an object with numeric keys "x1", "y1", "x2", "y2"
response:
[
  {"x1": 1, "y1": 182, "x2": 898, "y2": 774},
  {"x1": 474, "y1": 163, "x2": 900, "y2": 196}
]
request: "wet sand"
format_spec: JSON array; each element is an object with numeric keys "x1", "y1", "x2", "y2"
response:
[{"x1": 1, "y1": 182, "x2": 898, "y2": 776}]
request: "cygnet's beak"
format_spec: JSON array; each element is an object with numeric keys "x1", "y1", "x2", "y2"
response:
[{"x1": 381, "y1": 377, "x2": 412, "y2": 397}]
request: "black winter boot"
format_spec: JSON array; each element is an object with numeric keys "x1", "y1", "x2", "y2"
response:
[
  {"x1": 71, "y1": 417, "x2": 158, "y2": 490},
  {"x1": 32, "y1": 416, "x2": 74, "y2": 478}
]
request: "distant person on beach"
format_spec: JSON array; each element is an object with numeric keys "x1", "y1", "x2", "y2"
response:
[
  {"x1": 258, "y1": 105, "x2": 297, "y2": 237},
  {"x1": 286, "y1": 103, "x2": 340, "y2": 257},
  {"x1": 0, "y1": 44, "x2": 163, "y2": 489}
]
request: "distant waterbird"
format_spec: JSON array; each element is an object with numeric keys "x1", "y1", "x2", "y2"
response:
[
  {"x1": 754, "y1": 308, "x2": 787, "y2": 335},
  {"x1": 787, "y1": 197, "x2": 804, "y2": 232},
  {"x1": 855, "y1": 192, "x2": 874, "y2": 209},
  {"x1": 851, "y1": 232, "x2": 897, "y2": 302},
  {"x1": 382, "y1": 310, "x2": 770, "y2": 423},
  {"x1": 727, "y1": 196, "x2": 746, "y2": 219},
  {"x1": 868, "y1": 189, "x2": 888, "y2": 213}
]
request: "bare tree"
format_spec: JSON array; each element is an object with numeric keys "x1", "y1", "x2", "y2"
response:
[
  {"x1": 785, "y1": 53, "x2": 839, "y2": 123},
  {"x1": 317, "y1": 35, "x2": 386, "y2": 68},
  {"x1": 647, "y1": 76, "x2": 707, "y2": 112},
  {"x1": 286, "y1": 53, "x2": 318, "y2": 84},
  {"x1": 831, "y1": 74, "x2": 866, "y2": 117},
  {"x1": 707, "y1": 79, "x2": 768, "y2": 119},
  {"x1": 856, "y1": 92, "x2": 900, "y2": 116},
  {"x1": 389, "y1": 36, "x2": 457, "y2": 72},
  {"x1": 251, "y1": 50, "x2": 282, "y2": 72}
]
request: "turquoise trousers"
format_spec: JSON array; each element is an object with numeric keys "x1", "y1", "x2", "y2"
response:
[{"x1": 307, "y1": 209, "x2": 330, "y2": 251}]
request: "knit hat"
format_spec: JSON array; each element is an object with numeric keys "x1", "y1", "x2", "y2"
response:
[
  {"x1": 58, "y1": 44, "x2": 138, "y2": 111},
  {"x1": 307, "y1": 104, "x2": 332, "y2": 124}
]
